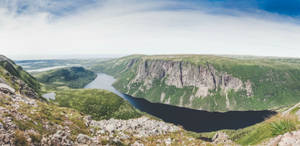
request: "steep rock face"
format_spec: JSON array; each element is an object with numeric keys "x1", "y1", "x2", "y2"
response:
[
  {"x1": 122, "y1": 59, "x2": 253, "y2": 111},
  {"x1": 0, "y1": 55, "x2": 221, "y2": 145},
  {"x1": 132, "y1": 60, "x2": 252, "y2": 98},
  {"x1": 93, "y1": 55, "x2": 300, "y2": 112}
]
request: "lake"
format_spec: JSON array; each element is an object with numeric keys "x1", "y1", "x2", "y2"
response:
[{"x1": 85, "y1": 73, "x2": 276, "y2": 132}]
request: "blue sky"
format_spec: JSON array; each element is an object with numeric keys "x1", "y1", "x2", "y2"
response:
[
  {"x1": 184, "y1": 0, "x2": 300, "y2": 16},
  {"x1": 4, "y1": 0, "x2": 300, "y2": 17},
  {"x1": 1, "y1": 0, "x2": 300, "y2": 59}
]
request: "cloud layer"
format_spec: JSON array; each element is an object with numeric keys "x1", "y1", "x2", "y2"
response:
[{"x1": 1, "y1": 0, "x2": 300, "y2": 59}]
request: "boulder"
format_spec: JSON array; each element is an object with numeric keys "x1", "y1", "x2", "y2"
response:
[
  {"x1": 45, "y1": 130, "x2": 73, "y2": 146},
  {"x1": 132, "y1": 141, "x2": 144, "y2": 146},
  {"x1": 76, "y1": 134, "x2": 92, "y2": 144},
  {"x1": 0, "y1": 83, "x2": 15, "y2": 95},
  {"x1": 0, "y1": 78, "x2": 6, "y2": 84},
  {"x1": 212, "y1": 132, "x2": 233, "y2": 144},
  {"x1": 267, "y1": 130, "x2": 300, "y2": 146}
]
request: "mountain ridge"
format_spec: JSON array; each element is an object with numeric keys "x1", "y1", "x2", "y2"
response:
[{"x1": 91, "y1": 54, "x2": 300, "y2": 112}]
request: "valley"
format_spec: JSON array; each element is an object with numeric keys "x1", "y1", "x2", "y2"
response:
[
  {"x1": 91, "y1": 55, "x2": 300, "y2": 112},
  {"x1": 84, "y1": 73, "x2": 275, "y2": 133},
  {"x1": 0, "y1": 54, "x2": 299, "y2": 145},
  {"x1": 0, "y1": 55, "x2": 208, "y2": 145},
  {"x1": 2, "y1": 1, "x2": 300, "y2": 145}
]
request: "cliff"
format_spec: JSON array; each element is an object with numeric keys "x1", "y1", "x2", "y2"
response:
[
  {"x1": 1, "y1": 54, "x2": 299, "y2": 145},
  {"x1": 91, "y1": 55, "x2": 300, "y2": 112},
  {"x1": 0, "y1": 55, "x2": 209, "y2": 145}
]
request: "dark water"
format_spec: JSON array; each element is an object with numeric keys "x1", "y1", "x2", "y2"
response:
[{"x1": 85, "y1": 73, "x2": 276, "y2": 132}]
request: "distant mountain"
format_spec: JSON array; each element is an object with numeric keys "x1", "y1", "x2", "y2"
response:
[
  {"x1": 34, "y1": 66, "x2": 97, "y2": 89},
  {"x1": 91, "y1": 55, "x2": 300, "y2": 112}
]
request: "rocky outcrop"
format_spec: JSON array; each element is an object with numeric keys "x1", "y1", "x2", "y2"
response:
[
  {"x1": 212, "y1": 132, "x2": 235, "y2": 145},
  {"x1": 85, "y1": 116, "x2": 180, "y2": 139},
  {"x1": 0, "y1": 55, "x2": 40, "y2": 98},
  {"x1": 0, "y1": 55, "x2": 223, "y2": 146},
  {"x1": 0, "y1": 55, "x2": 15, "y2": 65},
  {"x1": 76, "y1": 134, "x2": 92, "y2": 145},
  {"x1": 0, "y1": 88, "x2": 207, "y2": 146},
  {"x1": 0, "y1": 83, "x2": 15, "y2": 95},
  {"x1": 266, "y1": 130, "x2": 300, "y2": 146},
  {"x1": 133, "y1": 60, "x2": 252, "y2": 97},
  {"x1": 0, "y1": 75, "x2": 38, "y2": 98},
  {"x1": 117, "y1": 59, "x2": 253, "y2": 110}
]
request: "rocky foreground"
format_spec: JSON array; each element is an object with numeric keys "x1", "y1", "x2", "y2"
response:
[
  {"x1": 2, "y1": 74, "x2": 300, "y2": 146},
  {"x1": 267, "y1": 130, "x2": 300, "y2": 146},
  {"x1": 0, "y1": 80, "x2": 212, "y2": 145},
  {"x1": 0, "y1": 54, "x2": 209, "y2": 145},
  {"x1": 2, "y1": 54, "x2": 300, "y2": 145}
]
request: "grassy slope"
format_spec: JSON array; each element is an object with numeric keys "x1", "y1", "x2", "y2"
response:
[
  {"x1": 0, "y1": 56, "x2": 206, "y2": 145},
  {"x1": 3, "y1": 56, "x2": 142, "y2": 121},
  {"x1": 91, "y1": 55, "x2": 300, "y2": 111},
  {"x1": 197, "y1": 103, "x2": 300, "y2": 146},
  {"x1": 0, "y1": 93, "x2": 207, "y2": 146},
  {"x1": 0, "y1": 93, "x2": 89, "y2": 143},
  {"x1": 53, "y1": 89, "x2": 142, "y2": 120},
  {"x1": 0, "y1": 56, "x2": 41, "y2": 94},
  {"x1": 34, "y1": 67, "x2": 97, "y2": 90},
  {"x1": 33, "y1": 64, "x2": 141, "y2": 120}
]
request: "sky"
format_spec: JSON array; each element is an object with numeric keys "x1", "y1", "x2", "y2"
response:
[{"x1": 1, "y1": 0, "x2": 300, "y2": 59}]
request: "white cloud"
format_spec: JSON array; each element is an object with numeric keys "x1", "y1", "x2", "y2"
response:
[{"x1": 1, "y1": 0, "x2": 300, "y2": 59}]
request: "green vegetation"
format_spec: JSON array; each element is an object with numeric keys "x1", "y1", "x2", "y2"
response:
[
  {"x1": 17, "y1": 58, "x2": 142, "y2": 120},
  {"x1": 196, "y1": 113, "x2": 299, "y2": 145},
  {"x1": 290, "y1": 107, "x2": 300, "y2": 114},
  {"x1": 0, "y1": 93, "x2": 89, "y2": 141},
  {"x1": 91, "y1": 54, "x2": 300, "y2": 111},
  {"x1": 0, "y1": 55, "x2": 41, "y2": 94},
  {"x1": 2, "y1": 55, "x2": 207, "y2": 145},
  {"x1": 233, "y1": 115, "x2": 298, "y2": 145},
  {"x1": 54, "y1": 89, "x2": 142, "y2": 120},
  {"x1": 30, "y1": 61, "x2": 142, "y2": 121},
  {"x1": 270, "y1": 118, "x2": 297, "y2": 136},
  {"x1": 35, "y1": 67, "x2": 97, "y2": 90},
  {"x1": 4, "y1": 54, "x2": 300, "y2": 145}
]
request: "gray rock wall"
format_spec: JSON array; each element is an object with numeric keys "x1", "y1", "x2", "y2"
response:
[{"x1": 131, "y1": 59, "x2": 252, "y2": 98}]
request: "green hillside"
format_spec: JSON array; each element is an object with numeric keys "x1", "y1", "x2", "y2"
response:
[
  {"x1": 32, "y1": 63, "x2": 141, "y2": 120},
  {"x1": 91, "y1": 55, "x2": 300, "y2": 111},
  {"x1": 0, "y1": 55, "x2": 41, "y2": 97},
  {"x1": 35, "y1": 67, "x2": 97, "y2": 89},
  {"x1": 54, "y1": 89, "x2": 142, "y2": 120}
]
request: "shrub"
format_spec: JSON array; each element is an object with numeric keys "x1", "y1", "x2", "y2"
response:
[
  {"x1": 28, "y1": 133, "x2": 42, "y2": 144},
  {"x1": 270, "y1": 118, "x2": 297, "y2": 136},
  {"x1": 14, "y1": 130, "x2": 28, "y2": 146}
]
